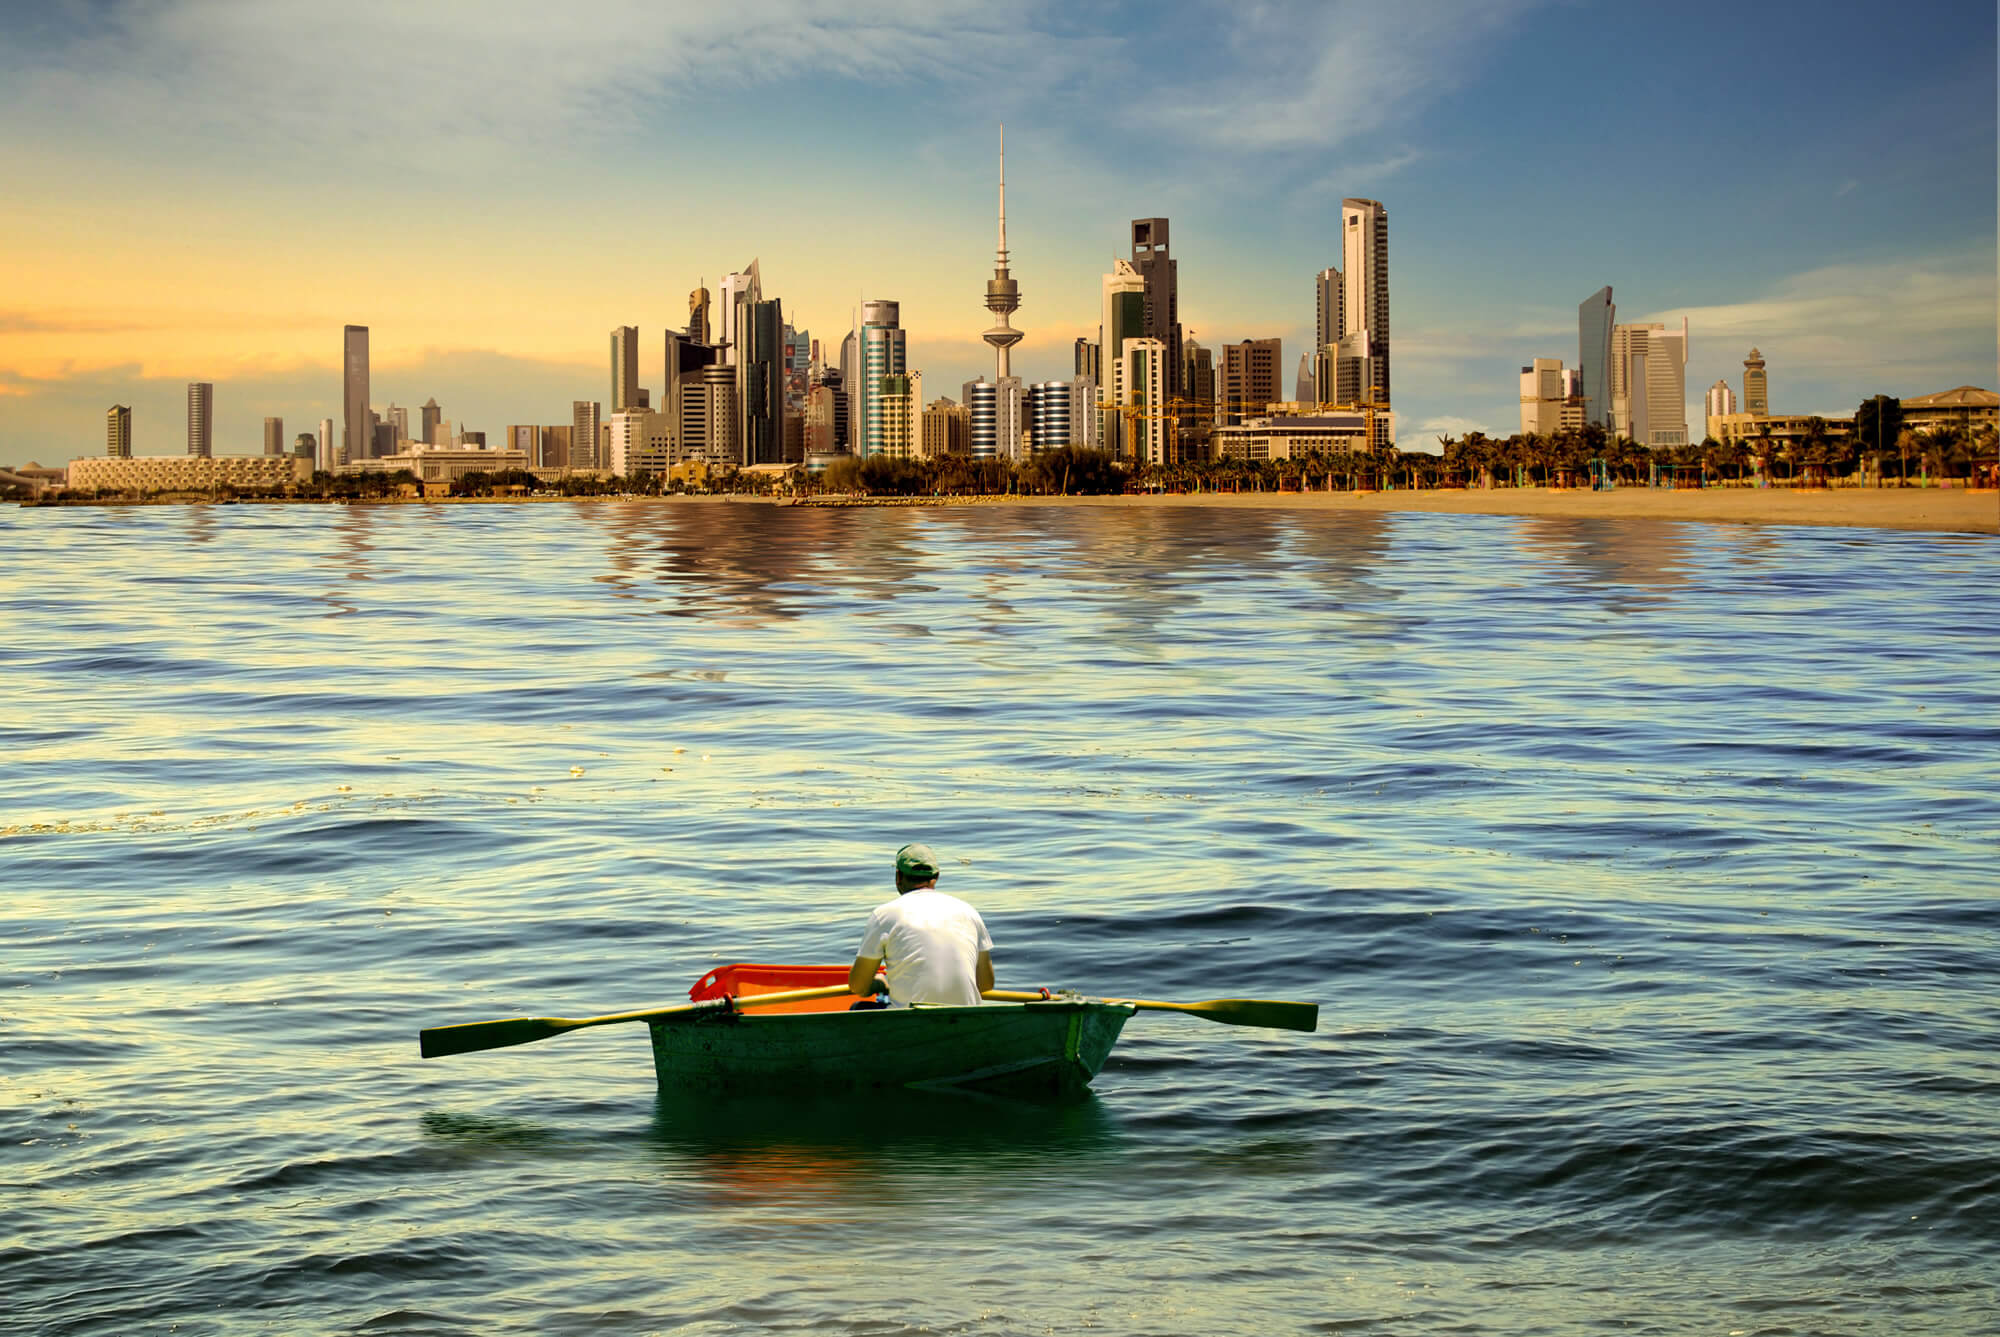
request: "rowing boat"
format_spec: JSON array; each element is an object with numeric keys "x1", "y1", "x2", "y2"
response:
[{"x1": 654, "y1": 963, "x2": 1136, "y2": 1098}]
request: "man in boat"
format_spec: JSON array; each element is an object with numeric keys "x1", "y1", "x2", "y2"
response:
[{"x1": 848, "y1": 842, "x2": 994, "y2": 1008}]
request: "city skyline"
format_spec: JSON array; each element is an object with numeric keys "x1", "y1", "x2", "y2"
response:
[{"x1": 1, "y1": 1, "x2": 1993, "y2": 465}]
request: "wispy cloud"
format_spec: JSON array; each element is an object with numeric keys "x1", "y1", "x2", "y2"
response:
[
  {"x1": 1642, "y1": 245, "x2": 1997, "y2": 386},
  {"x1": 1136, "y1": 1, "x2": 1548, "y2": 154},
  {"x1": 1, "y1": 1, "x2": 1044, "y2": 172}
]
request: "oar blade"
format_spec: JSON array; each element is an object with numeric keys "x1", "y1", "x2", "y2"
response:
[
  {"x1": 420, "y1": 1016, "x2": 569, "y2": 1058},
  {"x1": 1183, "y1": 998, "x2": 1319, "y2": 1032}
]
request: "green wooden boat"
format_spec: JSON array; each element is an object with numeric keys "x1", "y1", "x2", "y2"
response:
[{"x1": 657, "y1": 963, "x2": 1136, "y2": 1098}]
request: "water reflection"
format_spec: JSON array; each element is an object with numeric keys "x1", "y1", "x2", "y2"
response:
[
  {"x1": 646, "y1": 1087, "x2": 1118, "y2": 1198},
  {"x1": 1514, "y1": 516, "x2": 1694, "y2": 607}
]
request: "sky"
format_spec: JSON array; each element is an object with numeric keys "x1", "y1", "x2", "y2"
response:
[{"x1": 1, "y1": 0, "x2": 1994, "y2": 466}]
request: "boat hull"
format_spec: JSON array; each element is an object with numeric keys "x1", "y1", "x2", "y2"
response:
[{"x1": 648, "y1": 1000, "x2": 1134, "y2": 1098}]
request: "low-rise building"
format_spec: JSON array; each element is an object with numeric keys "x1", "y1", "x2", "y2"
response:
[
  {"x1": 1708, "y1": 412, "x2": 1857, "y2": 448},
  {"x1": 347, "y1": 448, "x2": 530, "y2": 483},
  {"x1": 1900, "y1": 386, "x2": 1997, "y2": 435},
  {"x1": 68, "y1": 453, "x2": 313, "y2": 492},
  {"x1": 1211, "y1": 410, "x2": 1375, "y2": 462}
]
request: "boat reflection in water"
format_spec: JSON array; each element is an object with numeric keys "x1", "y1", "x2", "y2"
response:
[{"x1": 646, "y1": 1084, "x2": 1121, "y2": 1209}]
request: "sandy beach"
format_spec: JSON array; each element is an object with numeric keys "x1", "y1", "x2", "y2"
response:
[{"x1": 795, "y1": 485, "x2": 1999, "y2": 535}]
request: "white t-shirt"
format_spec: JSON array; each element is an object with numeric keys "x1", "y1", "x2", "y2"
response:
[{"x1": 856, "y1": 888, "x2": 992, "y2": 1006}]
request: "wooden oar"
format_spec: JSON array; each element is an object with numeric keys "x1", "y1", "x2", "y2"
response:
[
  {"x1": 419, "y1": 984, "x2": 856, "y2": 1059},
  {"x1": 983, "y1": 989, "x2": 1318, "y2": 1033}
]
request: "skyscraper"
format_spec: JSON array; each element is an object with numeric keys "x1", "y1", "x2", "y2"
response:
[
  {"x1": 1611, "y1": 319, "x2": 1689, "y2": 447},
  {"x1": 1074, "y1": 337, "x2": 1101, "y2": 385},
  {"x1": 107, "y1": 405, "x2": 131, "y2": 457},
  {"x1": 982, "y1": 126, "x2": 1023, "y2": 381},
  {"x1": 343, "y1": 325, "x2": 369, "y2": 465},
  {"x1": 1339, "y1": 198, "x2": 1389, "y2": 419},
  {"x1": 719, "y1": 262, "x2": 760, "y2": 363},
  {"x1": 740, "y1": 297, "x2": 786, "y2": 466},
  {"x1": 1130, "y1": 218, "x2": 1181, "y2": 398},
  {"x1": 264, "y1": 416, "x2": 285, "y2": 456},
  {"x1": 1122, "y1": 338, "x2": 1169, "y2": 465},
  {"x1": 858, "y1": 300, "x2": 907, "y2": 458},
  {"x1": 1100, "y1": 259, "x2": 1146, "y2": 455},
  {"x1": 610, "y1": 326, "x2": 640, "y2": 414},
  {"x1": 1181, "y1": 339, "x2": 1214, "y2": 447},
  {"x1": 1294, "y1": 354, "x2": 1314, "y2": 405},
  {"x1": 1743, "y1": 348, "x2": 1768, "y2": 416},
  {"x1": 420, "y1": 398, "x2": 442, "y2": 445},
  {"x1": 1027, "y1": 382, "x2": 1072, "y2": 453},
  {"x1": 1577, "y1": 287, "x2": 1615, "y2": 430},
  {"x1": 318, "y1": 418, "x2": 333, "y2": 472},
  {"x1": 1219, "y1": 340, "x2": 1281, "y2": 427},
  {"x1": 187, "y1": 382, "x2": 213, "y2": 457},
  {"x1": 572, "y1": 401, "x2": 601, "y2": 471},
  {"x1": 1313, "y1": 266, "x2": 1344, "y2": 404},
  {"x1": 688, "y1": 284, "x2": 712, "y2": 344},
  {"x1": 962, "y1": 378, "x2": 997, "y2": 460}
]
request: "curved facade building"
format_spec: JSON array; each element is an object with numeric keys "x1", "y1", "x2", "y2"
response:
[
  {"x1": 963, "y1": 379, "x2": 997, "y2": 460},
  {"x1": 1028, "y1": 381, "x2": 1071, "y2": 452}
]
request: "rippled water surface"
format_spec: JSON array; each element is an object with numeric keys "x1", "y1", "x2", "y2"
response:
[{"x1": 4, "y1": 500, "x2": 1997, "y2": 1336}]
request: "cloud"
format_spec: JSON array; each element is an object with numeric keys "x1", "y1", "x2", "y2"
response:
[
  {"x1": 1640, "y1": 245, "x2": 1996, "y2": 392},
  {"x1": 0, "y1": 1, "x2": 1048, "y2": 174},
  {"x1": 1136, "y1": 1, "x2": 1547, "y2": 154}
]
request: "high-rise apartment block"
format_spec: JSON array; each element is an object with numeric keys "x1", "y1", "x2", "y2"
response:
[
  {"x1": 1121, "y1": 338, "x2": 1169, "y2": 465},
  {"x1": 1219, "y1": 339, "x2": 1282, "y2": 427},
  {"x1": 1577, "y1": 287, "x2": 1614, "y2": 430},
  {"x1": 187, "y1": 382, "x2": 213, "y2": 457},
  {"x1": 1339, "y1": 199, "x2": 1389, "y2": 435},
  {"x1": 343, "y1": 325, "x2": 369, "y2": 465},
  {"x1": 1068, "y1": 376, "x2": 1101, "y2": 451},
  {"x1": 1130, "y1": 218, "x2": 1181, "y2": 399},
  {"x1": 264, "y1": 417, "x2": 285, "y2": 456},
  {"x1": 107, "y1": 405, "x2": 132, "y2": 457},
  {"x1": 922, "y1": 397, "x2": 969, "y2": 458},
  {"x1": 1742, "y1": 348, "x2": 1768, "y2": 416}
]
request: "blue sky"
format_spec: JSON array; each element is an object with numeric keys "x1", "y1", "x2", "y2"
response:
[{"x1": 1, "y1": 0, "x2": 1993, "y2": 463}]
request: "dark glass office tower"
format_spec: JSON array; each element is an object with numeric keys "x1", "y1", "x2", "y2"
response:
[
  {"x1": 1130, "y1": 218, "x2": 1181, "y2": 399},
  {"x1": 740, "y1": 299, "x2": 785, "y2": 466},
  {"x1": 1577, "y1": 287, "x2": 1615, "y2": 430}
]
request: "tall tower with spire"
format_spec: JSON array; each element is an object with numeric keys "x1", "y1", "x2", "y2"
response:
[{"x1": 982, "y1": 125, "x2": 1023, "y2": 379}]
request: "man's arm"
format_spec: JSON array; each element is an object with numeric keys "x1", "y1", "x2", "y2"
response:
[
  {"x1": 976, "y1": 950, "x2": 994, "y2": 995},
  {"x1": 849, "y1": 956, "x2": 883, "y2": 996}
]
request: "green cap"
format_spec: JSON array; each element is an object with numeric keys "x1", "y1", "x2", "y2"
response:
[{"x1": 895, "y1": 842, "x2": 941, "y2": 879}]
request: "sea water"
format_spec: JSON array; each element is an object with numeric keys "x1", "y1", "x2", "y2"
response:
[{"x1": 3, "y1": 500, "x2": 1996, "y2": 1335}]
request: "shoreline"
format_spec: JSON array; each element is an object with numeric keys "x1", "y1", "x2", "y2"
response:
[{"x1": 19, "y1": 485, "x2": 1996, "y2": 534}]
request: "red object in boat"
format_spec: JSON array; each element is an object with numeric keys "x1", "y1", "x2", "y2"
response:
[{"x1": 690, "y1": 962, "x2": 858, "y2": 1014}]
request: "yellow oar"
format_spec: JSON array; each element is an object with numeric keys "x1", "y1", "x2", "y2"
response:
[
  {"x1": 983, "y1": 989, "x2": 1318, "y2": 1033},
  {"x1": 419, "y1": 984, "x2": 856, "y2": 1059}
]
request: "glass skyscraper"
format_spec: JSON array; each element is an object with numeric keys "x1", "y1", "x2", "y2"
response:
[{"x1": 1577, "y1": 287, "x2": 1615, "y2": 431}]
